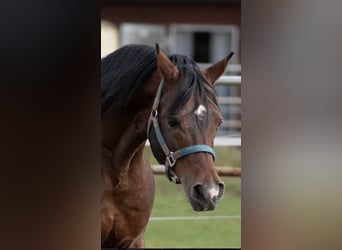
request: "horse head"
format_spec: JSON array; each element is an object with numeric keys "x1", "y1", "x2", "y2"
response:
[{"x1": 148, "y1": 44, "x2": 233, "y2": 211}]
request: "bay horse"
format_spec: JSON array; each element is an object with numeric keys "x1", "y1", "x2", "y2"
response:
[{"x1": 101, "y1": 44, "x2": 233, "y2": 248}]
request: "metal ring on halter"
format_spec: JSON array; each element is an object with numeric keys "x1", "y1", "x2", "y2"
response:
[
  {"x1": 166, "y1": 152, "x2": 176, "y2": 167},
  {"x1": 151, "y1": 109, "x2": 158, "y2": 118},
  {"x1": 167, "y1": 167, "x2": 181, "y2": 184}
]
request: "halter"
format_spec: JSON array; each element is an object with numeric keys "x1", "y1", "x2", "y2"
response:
[{"x1": 147, "y1": 79, "x2": 216, "y2": 184}]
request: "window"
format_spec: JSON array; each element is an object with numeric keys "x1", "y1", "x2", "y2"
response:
[
  {"x1": 169, "y1": 24, "x2": 239, "y2": 64},
  {"x1": 120, "y1": 23, "x2": 167, "y2": 49}
]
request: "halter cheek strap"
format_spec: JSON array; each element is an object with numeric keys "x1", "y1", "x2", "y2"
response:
[{"x1": 147, "y1": 79, "x2": 216, "y2": 184}]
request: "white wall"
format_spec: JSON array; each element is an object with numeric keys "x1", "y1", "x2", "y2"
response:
[{"x1": 101, "y1": 20, "x2": 119, "y2": 58}]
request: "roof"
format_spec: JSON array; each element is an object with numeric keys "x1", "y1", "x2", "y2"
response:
[{"x1": 102, "y1": 0, "x2": 240, "y2": 5}]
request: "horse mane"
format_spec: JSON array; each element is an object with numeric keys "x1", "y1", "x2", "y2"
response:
[
  {"x1": 166, "y1": 55, "x2": 218, "y2": 115},
  {"x1": 101, "y1": 44, "x2": 217, "y2": 114},
  {"x1": 101, "y1": 44, "x2": 157, "y2": 112}
]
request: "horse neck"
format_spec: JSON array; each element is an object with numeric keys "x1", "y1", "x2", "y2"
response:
[
  {"x1": 103, "y1": 108, "x2": 149, "y2": 160},
  {"x1": 102, "y1": 71, "x2": 160, "y2": 178}
]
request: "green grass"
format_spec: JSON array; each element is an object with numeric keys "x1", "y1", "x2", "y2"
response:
[{"x1": 144, "y1": 146, "x2": 241, "y2": 248}]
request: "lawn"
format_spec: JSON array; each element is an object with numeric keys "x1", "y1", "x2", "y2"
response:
[{"x1": 144, "y1": 146, "x2": 241, "y2": 248}]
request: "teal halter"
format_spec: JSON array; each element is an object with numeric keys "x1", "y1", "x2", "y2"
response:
[{"x1": 147, "y1": 79, "x2": 216, "y2": 184}]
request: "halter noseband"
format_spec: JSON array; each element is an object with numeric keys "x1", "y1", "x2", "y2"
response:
[{"x1": 147, "y1": 79, "x2": 216, "y2": 184}]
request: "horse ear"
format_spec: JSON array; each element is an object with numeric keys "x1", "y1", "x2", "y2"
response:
[
  {"x1": 155, "y1": 43, "x2": 179, "y2": 81},
  {"x1": 203, "y1": 52, "x2": 234, "y2": 85}
]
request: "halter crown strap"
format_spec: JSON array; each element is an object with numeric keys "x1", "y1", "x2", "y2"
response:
[{"x1": 147, "y1": 79, "x2": 216, "y2": 184}]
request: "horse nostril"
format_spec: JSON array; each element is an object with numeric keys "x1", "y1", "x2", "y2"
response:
[
  {"x1": 218, "y1": 183, "x2": 225, "y2": 198},
  {"x1": 193, "y1": 184, "x2": 205, "y2": 199}
]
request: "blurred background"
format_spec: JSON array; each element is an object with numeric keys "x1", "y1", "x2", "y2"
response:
[{"x1": 101, "y1": 0, "x2": 241, "y2": 247}]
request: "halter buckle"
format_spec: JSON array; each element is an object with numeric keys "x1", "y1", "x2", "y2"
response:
[
  {"x1": 166, "y1": 167, "x2": 181, "y2": 184},
  {"x1": 151, "y1": 108, "x2": 158, "y2": 118},
  {"x1": 166, "y1": 152, "x2": 176, "y2": 167}
]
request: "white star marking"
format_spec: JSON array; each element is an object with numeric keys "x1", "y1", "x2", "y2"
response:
[{"x1": 194, "y1": 104, "x2": 207, "y2": 117}]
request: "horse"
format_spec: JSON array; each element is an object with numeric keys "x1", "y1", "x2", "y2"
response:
[{"x1": 101, "y1": 44, "x2": 233, "y2": 248}]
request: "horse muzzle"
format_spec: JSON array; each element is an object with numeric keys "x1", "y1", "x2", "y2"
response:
[{"x1": 189, "y1": 182, "x2": 225, "y2": 211}]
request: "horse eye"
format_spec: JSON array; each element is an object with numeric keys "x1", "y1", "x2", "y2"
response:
[
  {"x1": 217, "y1": 119, "x2": 223, "y2": 130},
  {"x1": 168, "y1": 117, "x2": 179, "y2": 128}
]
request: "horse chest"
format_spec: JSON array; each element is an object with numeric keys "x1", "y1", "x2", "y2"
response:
[{"x1": 101, "y1": 159, "x2": 154, "y2": 247}]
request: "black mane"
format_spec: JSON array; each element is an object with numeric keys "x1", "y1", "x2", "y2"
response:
[
  {"x1": 101, "y1": 44, "x2": 157, "y2": 111},
  {"x1": 101, "y1": 44, "x2": 217, "y2": 114},
  {"x1": 166, "y1": 54, "x2": 218, "y2": 115}
]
